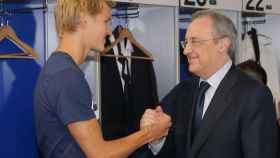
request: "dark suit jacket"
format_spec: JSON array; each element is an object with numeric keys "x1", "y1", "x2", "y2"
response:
[
  {"x1": 155, "y1": 66, "x2": 278, "y2": 158},
  {"x1": 100, "y1": 42, "x2": 158, "y2": 141},
  {"x1": 101, "y1": 29, "x2": 158, "y2": 140},
  {"x1": 101, "y1": 30, "x2": 158, "y2": 158},
  {"x1": 278, "y1": 126, "x2": 280, "y2": 158}
]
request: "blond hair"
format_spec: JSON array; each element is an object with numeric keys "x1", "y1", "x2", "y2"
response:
[{"x1": 55, "y1": 0, "x2": 109, "y2": 36}]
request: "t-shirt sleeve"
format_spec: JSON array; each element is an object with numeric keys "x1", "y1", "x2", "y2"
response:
[{"x1": 55, "y1": 69, "x2": 96, "y2": 125}]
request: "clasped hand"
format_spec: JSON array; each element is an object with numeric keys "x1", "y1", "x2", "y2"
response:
[{"x1": 140, "y1": 106, "x2": 172, "y2": 143}]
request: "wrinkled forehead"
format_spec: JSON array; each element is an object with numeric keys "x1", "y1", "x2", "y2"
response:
[{"x1": 186, "y1": 16, "x2": 214, "y2": 39}]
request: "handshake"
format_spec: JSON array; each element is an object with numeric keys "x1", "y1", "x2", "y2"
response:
[{"x1": 140, "y1": 106, "x2": 172, "y2": 143}]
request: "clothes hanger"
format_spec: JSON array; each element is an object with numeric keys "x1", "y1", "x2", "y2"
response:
[
  {"x1": 102, "y1": 27, "x2": 154, "y2": 61},
  {"x1": 257, "y1": 33, "x2": 272, "y2": 46},
  {"x1": 0, "y1": 24, "x2": 39, "y2": 59},
  {"x1": 101, "y1": 54, "x2": 153, "y2": 61}
]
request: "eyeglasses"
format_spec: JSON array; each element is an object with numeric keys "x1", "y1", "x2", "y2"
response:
[{"x1": 180, "y1": 35, "x2": 226, "y2": 49}]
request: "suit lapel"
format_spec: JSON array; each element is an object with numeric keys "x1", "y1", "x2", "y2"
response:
[{"x1": 190, "y1": 67, "x2": 239, "y2": 157}]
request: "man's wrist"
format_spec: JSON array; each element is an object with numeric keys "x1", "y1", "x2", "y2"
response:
[{"x1": 140, "y1": 125, "x2": 154, "y2": 144}]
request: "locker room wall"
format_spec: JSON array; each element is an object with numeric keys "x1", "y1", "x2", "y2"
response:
[
  {"x1": 46, "y1": 3, "x2": 178, "y2": 101},
  {"x1": 0, "y1": 4, "x2": 46, "y2": 158}
]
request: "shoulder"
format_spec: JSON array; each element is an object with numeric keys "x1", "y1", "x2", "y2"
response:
[
  {"x1": 228, "y1": 67, "x2": 272, "y2": 100},
  {"x1": 234, "y1": 68, "x2": 267, "y2": 91},
  {"x1": 41, "y1": 53, "x2": 84, "y2": 84},
  {"x1": 37, "y1": 53, "x2": 88, "y2": 96},
  {"x1": 173, "y1": 77, "x2": 197, "y2": 92},
  {"x1": 161, "y1": 77, "x2": 197, "y2": 103}
]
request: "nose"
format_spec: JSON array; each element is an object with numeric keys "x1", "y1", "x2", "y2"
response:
[{"x1": 183, "y1": 43, "x2": 192, "y2": 56}]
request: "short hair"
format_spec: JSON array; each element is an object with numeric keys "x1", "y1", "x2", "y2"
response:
[
  {"x1": 237, "y1": 60, "x2": 267, "y2": 85},
  {"x1": 55, "y1": 0, "x2": 110, "y2": 36},
  {"x1": 192, "y1": 10, "x2": 237, "y2": 59}
]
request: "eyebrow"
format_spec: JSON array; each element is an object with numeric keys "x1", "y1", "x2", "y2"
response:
[
  {"x1": 106, "y1": 17, "x2": 112, "y2": 21},
  {"x1": 185, "y1": 37, "x2": 200, "y2": 41}
]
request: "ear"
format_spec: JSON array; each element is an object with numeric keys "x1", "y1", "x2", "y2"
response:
[{"x1": 218, "y1": 37, "x2": 231, "y2": 53}]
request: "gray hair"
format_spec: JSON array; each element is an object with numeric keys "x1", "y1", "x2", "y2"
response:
[{"x1": 192, "y1": 10, "x2": 237, "y2": 59}]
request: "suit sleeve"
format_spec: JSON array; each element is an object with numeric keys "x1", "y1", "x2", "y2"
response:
[
  {"x1": 241, "y1": 86, "x2": 278, "y2": 158},
  {"x1": 151, "y1": 83, "x2": 184, "y2": 158}
]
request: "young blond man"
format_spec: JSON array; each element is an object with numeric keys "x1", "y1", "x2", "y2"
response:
[{"x1": 34, "y1": 1, "x2": 171, "y2": 158}]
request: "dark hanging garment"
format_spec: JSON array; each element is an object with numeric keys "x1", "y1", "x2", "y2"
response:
[
  {"x1": 128, "y1": 44, "x2": 159, "y2": 133},
  {"x1": 248, "y1": 27, "x2": 261, "y2": 64},
  {"x1": 126, "y1": 44, "x2": 159, "y2": 158},
  {"x1": 100, "y1": 43, "x2": 128, "y2": 140},
  {"x1": 101, "y1": 28, "x2": 159, "y2": 139},
  {"x1": 100, "y1": 29, "x2": 128, "y2": 139},
  {"x1": 100, "y1": 27, "x2": 158, "y2": 158}
]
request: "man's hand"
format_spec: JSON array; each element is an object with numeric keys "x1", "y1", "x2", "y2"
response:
[{"x1": 140, "y1": 106, "x2": 171, "y2": 143}]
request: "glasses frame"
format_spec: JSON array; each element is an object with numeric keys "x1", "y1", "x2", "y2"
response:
[{"x1": 180, "y1": 35, "x2": 227, "y2": 49}]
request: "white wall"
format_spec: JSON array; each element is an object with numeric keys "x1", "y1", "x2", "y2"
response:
[
  {"x1": 242, "y1": 14, "x2": 280, "y2": 116},
  {"x1": 127, "y1": 6, "x2": 177, "y2": 99},
  {"x1": 257, "y1": 14, "x2": 280, "y2": 66}
]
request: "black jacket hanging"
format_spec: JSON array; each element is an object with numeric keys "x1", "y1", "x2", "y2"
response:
[{"x1": 100, "y1": 27, "x2": 159, "y2": 141}]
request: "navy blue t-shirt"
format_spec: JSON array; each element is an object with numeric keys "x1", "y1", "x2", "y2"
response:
[{"x1": 34, "y1": 52, "x2": 96, "y2": 158}]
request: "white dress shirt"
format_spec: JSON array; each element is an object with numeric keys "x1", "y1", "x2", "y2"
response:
[
  {"x1": 202, "y1": 60, "x2": 232, "y2": 117},
  {"x1": 109, "y1": 35, "x2": 133, "y2": 91}
]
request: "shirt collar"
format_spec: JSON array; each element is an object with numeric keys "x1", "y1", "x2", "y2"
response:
[{"x1": 200, "y1": 60, "x2": 232, "y2": 89}]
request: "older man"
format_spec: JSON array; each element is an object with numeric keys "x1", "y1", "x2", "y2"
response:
[{"x1": 143, "y1": 10, "x2": 278, "y2": 158}]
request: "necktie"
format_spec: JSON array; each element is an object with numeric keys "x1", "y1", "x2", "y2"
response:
[
  {"x1": 192, "y1": 81, "x2": 210, "y2": 142},
  {"x1": 117, "y1": 40, "x2": 131, "y2": 100}
]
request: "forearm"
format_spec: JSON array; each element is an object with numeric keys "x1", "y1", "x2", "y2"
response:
[
  {"x1": 100, "y1": 127, "x2": 152, "y2": 158},
  {"x1": 69, "y1": 116, "x2": 170, "y2": 158},
  {"x1": 69, "y1": 120, "x2": 154, "y2": 158}
]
